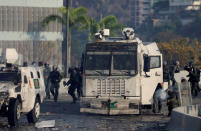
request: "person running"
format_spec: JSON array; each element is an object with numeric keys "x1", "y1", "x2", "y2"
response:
[
  {"x1": 49, "y1": 65, "x2": 62, "y2": 102},
  {"x1": 64, "y1": 68, "x2": 78, "y2": 104},
  {"x1": 75, "y1": 67, "x2": 83, "y2": 100}
]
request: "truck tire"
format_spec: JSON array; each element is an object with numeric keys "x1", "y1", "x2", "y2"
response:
[
  {"x1": 8, "y1": 99, "x2": 21, "y2": 127},
  {"x1": 26, "y1": 98, "x2": 40, "y2": 123}
]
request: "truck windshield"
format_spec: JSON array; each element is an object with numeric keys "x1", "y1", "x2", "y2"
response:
[
  {"x1": 85, "y1": 54, "x2": 110, "y2": 75},
  {"x1": 113, "y1": 55, "x2": 136, "y2": 70},
  {"x1": 112, "y1": 53, "x2": 137, "y2": 75},
  {"x1": 84, "y1": 52, "x2": 137, "y2": 76},
  {"x1": 84, "y1": 42, "x2": 138, "y2": 76}
]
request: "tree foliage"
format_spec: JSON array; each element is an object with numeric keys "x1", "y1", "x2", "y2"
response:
[
  {"x1": 42, "y1": 6, "x2": 89, "y2": 31},
  {"x1": 158, "y1": 38, "x2": 201, "y2": 68},
  {"x1": 42, "y1": 6, "x2": 123, "y2": 66}
]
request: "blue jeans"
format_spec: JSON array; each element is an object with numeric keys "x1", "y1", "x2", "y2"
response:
[
  {"x1": 50, "y1": 83, "x2": 60, "y2": 101},
  {"x1": 45, "y1": 79, "x2": 50, "y2": 98}
]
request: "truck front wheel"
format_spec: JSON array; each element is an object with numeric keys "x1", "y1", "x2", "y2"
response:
[
  {"x1": 27, "y1": 98, "x2": 40, "y2": 123},
  {"x1": 8, "y1": 99, "x2": 21, "y2": 127}
]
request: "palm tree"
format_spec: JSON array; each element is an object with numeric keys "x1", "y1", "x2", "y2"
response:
[
  {"x1": 88, "y1": 15, "x2": 123, "y2": 41},
  {"x1": 42, "y1": 6, "x2": 89, "y2": 76}
]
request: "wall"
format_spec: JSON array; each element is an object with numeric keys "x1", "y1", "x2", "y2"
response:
[
  {"x1": 168, "y1": 105, "x2": 201, "y2": 131},
  {"x1": 0, "y1": 0, "x2": 64, "y2": 66}
]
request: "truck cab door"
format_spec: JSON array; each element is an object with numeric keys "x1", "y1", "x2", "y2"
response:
[{"x1": 141, "y1": 55, "x2": 163, "y2": 105}]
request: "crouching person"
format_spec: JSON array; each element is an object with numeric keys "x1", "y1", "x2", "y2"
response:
[
  {"x1": 167, "y1": 78, "x2": 187, "y2": 116},
  {"x1": 153, "y1": 83, "x2": 168, "y2": 113},
  {"x1": 167, "y1": 90, "x2": 179, "y2": 116}
]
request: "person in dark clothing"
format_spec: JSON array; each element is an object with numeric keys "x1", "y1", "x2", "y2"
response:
[
  {"x1": 194, "y1": 67, "x2": 201, "y2": 91},
  {"x1": 186, "y1": 62, "x2": 200, "y2": 97},
  {"x1": 49, "y1": 66, "x2": 62, "y2": 102},
  {"x1": 43, "y1": 63, "x2": 51, "y2": 99},
  {"x1": 169, "y1": 61, "x2": 180, "y2": 86},
  {"x1": 163, "y1": 61, "x2": 170, "y2": 84},
  {"x1": 64, "y1": 68, "x2": 78, "y2": 104},
  {"x1": 75, "y1": 67, "x2": 83, "y2": 100},
  {"x1": 167, "y1": 90, "x2": 179, "y2": 116}
]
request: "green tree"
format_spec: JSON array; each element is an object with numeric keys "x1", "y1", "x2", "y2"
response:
[
  {"x1": 158, "y1": 38, "x2": 201, "y2": 67},
  {"x1": 42, "y1": 6, "x2": 89, "y2": 76},
  {"x1": 42, "y1": 6, "x2": 89, "y2": 31}
]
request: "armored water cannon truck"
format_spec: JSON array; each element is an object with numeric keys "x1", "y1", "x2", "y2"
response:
[
  {"x1": 0, "y1": 48, "x2": 45, "y2": 126},
  {"x1": 80, "y1": 28, "x2": 167, "y2": 115}
]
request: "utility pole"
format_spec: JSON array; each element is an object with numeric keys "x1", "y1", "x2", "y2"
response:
[{"x1": 64, "y1": 0, "x2": 71, "y2": 77}]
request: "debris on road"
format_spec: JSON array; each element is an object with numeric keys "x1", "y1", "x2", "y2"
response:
[
  {"x1": 45, "y1": 112, "x2": 51, "y2": 115},
  {"x1": 35, "y1": 120, "x2": 55, "y2": 128},
  {"x1": 52, "y1": 127, "x2": 59, "y2": 130}
]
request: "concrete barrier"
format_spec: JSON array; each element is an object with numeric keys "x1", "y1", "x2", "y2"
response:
[{"x1": 168, "y1": 105, "x2": 201, "y2": 131}]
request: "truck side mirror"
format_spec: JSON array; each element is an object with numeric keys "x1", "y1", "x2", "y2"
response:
[{"x1": 143, "y1": 55, "x2": 150, "y2": 72}]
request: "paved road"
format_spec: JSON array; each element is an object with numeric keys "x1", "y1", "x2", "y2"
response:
[
  {"x1": 0, "y1": 95, "x2": 172, "y2": 131},
  {"x1": 1, "y1": 92, "x2": 201, "y2": 131}
]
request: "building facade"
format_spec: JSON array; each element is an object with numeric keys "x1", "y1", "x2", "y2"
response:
[
  {"x1": 0, "y1": 0, "x2": 64, "y2": 66},
  {"x1": 129, "y1": 0, "x2": 154, "y2": 27},
  {"x1": 169, "y1": 0, "x2": 201, "y2": 11}
]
